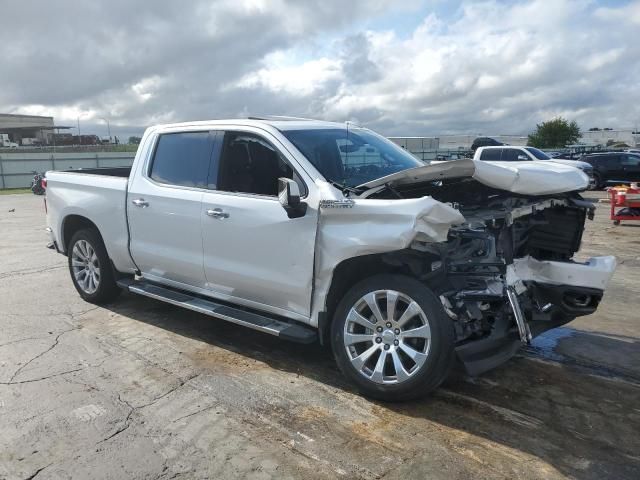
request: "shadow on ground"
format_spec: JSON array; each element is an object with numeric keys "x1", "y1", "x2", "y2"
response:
[{"x1": 105, "y1": 293, "x2": 640, "y2": 480}]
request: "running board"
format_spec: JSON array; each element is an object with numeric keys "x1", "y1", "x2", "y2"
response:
[{"x1": 117, "y1": 279, "x2": 317, "y2": 344}]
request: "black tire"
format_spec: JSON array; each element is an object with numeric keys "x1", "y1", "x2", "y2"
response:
[
  {"x1": 67, "y1": 228, "x2": 121, "y2": 304},
  {"x1": 593, "y1": 173, "x2": 604, "y2": 190},
  {"x1": 331, "y1": 274, "x2": 455, "y2": 401}
]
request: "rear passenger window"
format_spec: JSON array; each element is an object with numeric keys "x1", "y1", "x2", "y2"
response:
[
  {"x1": 217, "y1": 131, "x2": 305, "y2": 197},
  {"x1": 479, "y1": 149, "x2": 501, "y2": 161},
  {"x1": 150, "y1": 132, "x2": 213, "y2": 188}
]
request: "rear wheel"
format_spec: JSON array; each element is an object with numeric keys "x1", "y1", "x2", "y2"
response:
[
  {"x1": 593, "y1": 173, "x2": 604, "y2": 190},
  {"x1": 331, "y1": 274, "x2": 455, "y2": 401},
  {"x1": 68, "y1": 229, "x2": 121, "y2": 304}
]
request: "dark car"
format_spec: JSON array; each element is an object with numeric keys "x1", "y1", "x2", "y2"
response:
[
  {"x1": 471, "y1": 137, "x2": 504, "y2": 152},
  {"x1": 580, "y1": 152, "x2": 640, "y2": 189}
]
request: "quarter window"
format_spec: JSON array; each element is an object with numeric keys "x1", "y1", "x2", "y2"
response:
[{"x1": 150, "y1": 132, "x2": 213, "y2": 188}]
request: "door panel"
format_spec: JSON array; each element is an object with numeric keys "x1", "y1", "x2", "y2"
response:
[
  {"x1": 622, "y1": 155, "x2": 640, "y2": 182},
  {"x1": 127, "y1": 131, "x2": 215, "y2": 288},
  {"x1": 200, "y1": 192, "x2": 317, "y2": 318},
  {"x1": 200, "y1": 129, "x2": 316, "y2": 319}
]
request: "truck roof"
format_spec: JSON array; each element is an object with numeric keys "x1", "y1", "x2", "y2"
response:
[{"x1": 151, "y1": 117, "x2": 347, "y2": 133}]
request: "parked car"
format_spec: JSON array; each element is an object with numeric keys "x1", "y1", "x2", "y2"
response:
[
  {"x1": 44, "y1": 118, "x2": 616, "y2": 400},
  {"x1": 474, "y1": 146, "x2": 595, "y2": 188},
  {"x1": 470, "y1": 136, "x2": 504, "y2": 152},
  {"x1": 580, "y1": 152, "x2": 640, "y2": 189}
]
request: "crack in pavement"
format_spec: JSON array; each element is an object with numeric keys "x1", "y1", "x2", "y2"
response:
[
  {"x1": 0, "y1": 264, "x2": 65, "y2": 280},
  {"x1": 4, "y1": 327, "x2": 80, "y2": 384},
  {"x1": 96, "y1": 373, "x2": 201, "y2": 445},
  {"x1": 23, "y1": 463, "x2": 51, "y2": 480}
]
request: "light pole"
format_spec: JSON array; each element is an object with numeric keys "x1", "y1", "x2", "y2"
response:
[{"x1": 100, "y1": 117, "x2": 111, "y2": 143}]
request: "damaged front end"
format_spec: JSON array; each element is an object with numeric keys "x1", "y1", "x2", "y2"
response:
[{"x1": 365, "y1": 171, "x2": 616, "y2": 376}]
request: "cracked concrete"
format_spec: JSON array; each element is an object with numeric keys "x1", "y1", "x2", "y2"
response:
[{"x1": 1, "y1": 192, "x2": 639, "y2": 479}]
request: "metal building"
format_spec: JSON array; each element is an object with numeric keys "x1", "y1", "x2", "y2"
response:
[{"x1": 0, "y1": 113, "x2": 56, "y2": 145}]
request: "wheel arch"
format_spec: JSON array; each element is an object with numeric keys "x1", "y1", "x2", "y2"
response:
[
  {"x1": 61, "y1": 214, "x2": 101, "y2": 254},
  {"x1": 318, "y1": 249, "x2": 443, "y2": 346}
]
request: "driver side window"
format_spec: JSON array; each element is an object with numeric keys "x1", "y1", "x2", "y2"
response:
[{"x1": 216, "y1": 131, "x2": 306, "y2": 197}]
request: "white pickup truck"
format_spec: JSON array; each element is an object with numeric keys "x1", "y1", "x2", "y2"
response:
[
  {"x1": 474, "y1": 145, "x2": 596, "y2": 187},
  {"x1": 45, "y1": 118, "x2": 616, "y2": 400}
]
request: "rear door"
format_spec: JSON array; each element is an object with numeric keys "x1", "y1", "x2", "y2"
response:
[
  {"x1": 127, "y1": 130, "x2": 216, "y2": 289},
  {"x1": 200, "y1": 129, "x2": 318, "y2": 320}
]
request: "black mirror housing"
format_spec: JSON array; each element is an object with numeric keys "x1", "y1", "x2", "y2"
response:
[{"x1": 278, "y1": 177, "x2": 307, "y2": 218}]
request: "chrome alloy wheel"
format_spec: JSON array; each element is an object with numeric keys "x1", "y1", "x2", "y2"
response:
[
  {"x1": 343, "y1": 290, "x2": 431, "y2": 384},
  {"x1": 71, "y1": 239, "x2": 101, "y2": 294}
]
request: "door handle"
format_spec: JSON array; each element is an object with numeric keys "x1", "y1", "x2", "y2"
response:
[
  {"x1": 206, "y1": 208, "x2": 229, "y2": 219},
  {"x1": 131, "y1": 198, "x2": 149, "y2": 208}
]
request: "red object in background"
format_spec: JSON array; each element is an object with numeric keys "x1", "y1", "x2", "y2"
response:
[
  {"x1": 609, "y1": 186, "x2": 640, "y2": 225},
  {"x1": 41, "y1": 178, "x2": 47, "y2": 190}
]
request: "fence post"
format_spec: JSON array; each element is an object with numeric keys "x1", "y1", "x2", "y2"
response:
[
  {"x1": 96, "y1": 153, "x2": 100, "y2": 168},
  {"x1": 0, "y1": 155, "x2": 5, "y2": 189},
  {"x1": 51, "y1": 154, "x2": 56, "y2": 171}
]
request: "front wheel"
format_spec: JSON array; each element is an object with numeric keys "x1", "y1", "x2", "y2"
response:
[
  {"x1": 331, "y1": 274, "x2": 455, "y2": 401},
  {"x1": 68, "y1": 228, "x2": 121, "y2": 304}
]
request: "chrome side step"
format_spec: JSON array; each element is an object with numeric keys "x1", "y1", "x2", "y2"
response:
[{"x1": 117, "y1": 279, "x2": 317, "y2": 344}]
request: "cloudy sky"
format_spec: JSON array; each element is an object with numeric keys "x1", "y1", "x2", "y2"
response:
[{"x1": 1, "y1": 0, "x2": 639, "y2": 139}]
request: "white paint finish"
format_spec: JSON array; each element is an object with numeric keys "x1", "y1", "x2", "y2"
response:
[
  {"x1": 507, "y1": 255, "x2": 617, "y2": 290},
  {"x1": 128, "y1": 176, "x2": 207, "y2": 289},
  {"x1": 358, "y1": 158, "x2": 589, "y2": 196},
  {"x1": 310, "y1": 182, "x2": 465, "y2": 325},
  {"x1": 44, "y1": 171, "x2": 136, "y2": 273},
  {"x1": 201, "y1": 192, "x2": 318, "y2": 319}
]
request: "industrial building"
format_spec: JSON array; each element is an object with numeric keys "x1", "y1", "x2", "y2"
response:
[{"x1": 0, "y1": 113, "x2": 57, "y2": 146}]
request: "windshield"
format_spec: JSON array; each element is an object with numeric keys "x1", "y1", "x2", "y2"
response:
[
  {"x1": 282, "y1": 127, "x2": 423, "y2": 187},
  {"x1": 525, "y1": 147, "x2": 552, "y2": 160}
]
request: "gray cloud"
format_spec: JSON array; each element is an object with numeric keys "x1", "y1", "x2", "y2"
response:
[{"x1": 0, "y1": 0, "x2": 638, "y2": 138}]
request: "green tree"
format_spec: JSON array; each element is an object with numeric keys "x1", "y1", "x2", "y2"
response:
[
  {"x1": 527, "y1": 117, "x2": 581, "y2": 148},
  {"x1": 128, "y1": 136, "x2": 141, "y2": 145}
]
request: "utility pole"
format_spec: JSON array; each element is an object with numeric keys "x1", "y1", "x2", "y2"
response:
[{"x1": 100, "y1": 117, "x2": 111, "y2": 143}]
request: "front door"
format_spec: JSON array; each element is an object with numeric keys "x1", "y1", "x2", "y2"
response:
[
  {"x1": 200, "y1": 130, "x2": 317, "y2": 320},
  {"x1": 621, "y1": 154, "x2": 640, "y2": 182},
  {"x1": 128, "y1": 130, "x2": 215, "y2": 289}
]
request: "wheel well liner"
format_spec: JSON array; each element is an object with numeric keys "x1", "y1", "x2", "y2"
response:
[{"x1": 61, "y1": 215, "x2": 100, "y2": 254}]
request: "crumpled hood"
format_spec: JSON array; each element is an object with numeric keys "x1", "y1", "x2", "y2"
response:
[{"x1": 357, "y1": 159, "x2": 589, "y2": 196}]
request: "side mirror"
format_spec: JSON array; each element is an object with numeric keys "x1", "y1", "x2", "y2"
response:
[
  {"x1": 517, "y1": 154, "x2": 529, "y2": 161},
  {"x1": 278, "y1": 177, "x2": 307, "y2": 219}
]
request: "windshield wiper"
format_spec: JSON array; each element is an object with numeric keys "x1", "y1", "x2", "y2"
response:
[{"x1": 327, "y1": 180, "x2": 361, "y2": 196}]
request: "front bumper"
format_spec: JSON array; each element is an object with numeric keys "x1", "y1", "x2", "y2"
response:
[{"x1": 455, "y1": 255, "x2": 616, "y2": 375}]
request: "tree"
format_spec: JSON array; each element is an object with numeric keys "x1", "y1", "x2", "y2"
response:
[
  {"x1": 527, "y1": 117, "x2": 581, "y2": 148},
  {"x1": 128, "y1": 136, "x2": 141, "y2": 145}
]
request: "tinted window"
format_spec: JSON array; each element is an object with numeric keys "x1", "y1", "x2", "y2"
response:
[
  {"x1": 150, "y1": 132, "x2": 213, "y2": 188},
  {"x1": 217, "y1": 131, "x2": 303, "y2": 196},
  {"x1": 500, "y1": 148, "x2": 522, "y2": 162},
  {"x1": 622, "y1": 155, "x2": 640, "y2": 167},
  {"x1": 479, "y1": 148, "x2": 501, "y2": 161},
  {"x1": 282, "y1": 128, "x2": 422, "y2": 187}
]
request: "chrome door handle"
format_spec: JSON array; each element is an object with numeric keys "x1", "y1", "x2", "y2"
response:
[
  {"x1": 206, "y1": 208, "x2": 229, "y2": 219},
  {"x1": 131, "y1": 198, "x2": 149, "y2": 208}
]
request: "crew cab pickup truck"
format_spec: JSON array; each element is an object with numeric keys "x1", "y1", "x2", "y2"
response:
[
  {"x1": 474, "y1": 146, "x2": 595, "y2": 187},
  {"x1": 45, "y1": 118, "x2": 616, "y2": 400}
]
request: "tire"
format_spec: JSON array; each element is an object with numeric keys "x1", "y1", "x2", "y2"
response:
[
  {"x1": 331, "y1": 274, "x2": 455, "y2": 401},
  {"x1": 67, "y1": 228, "x2": 121, "y2": 304},
  {"x1": 593, "y1": 173, "x2": 604, "y2": 190}
]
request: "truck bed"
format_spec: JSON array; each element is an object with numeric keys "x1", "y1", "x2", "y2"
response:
[{"x1": 45, "y1": 168, "x2": 137, "y2": 274}]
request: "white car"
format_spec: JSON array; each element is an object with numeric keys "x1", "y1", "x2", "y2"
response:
[{"x1": 44, "y1": 117, "x2": 615, "y2": 400}]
